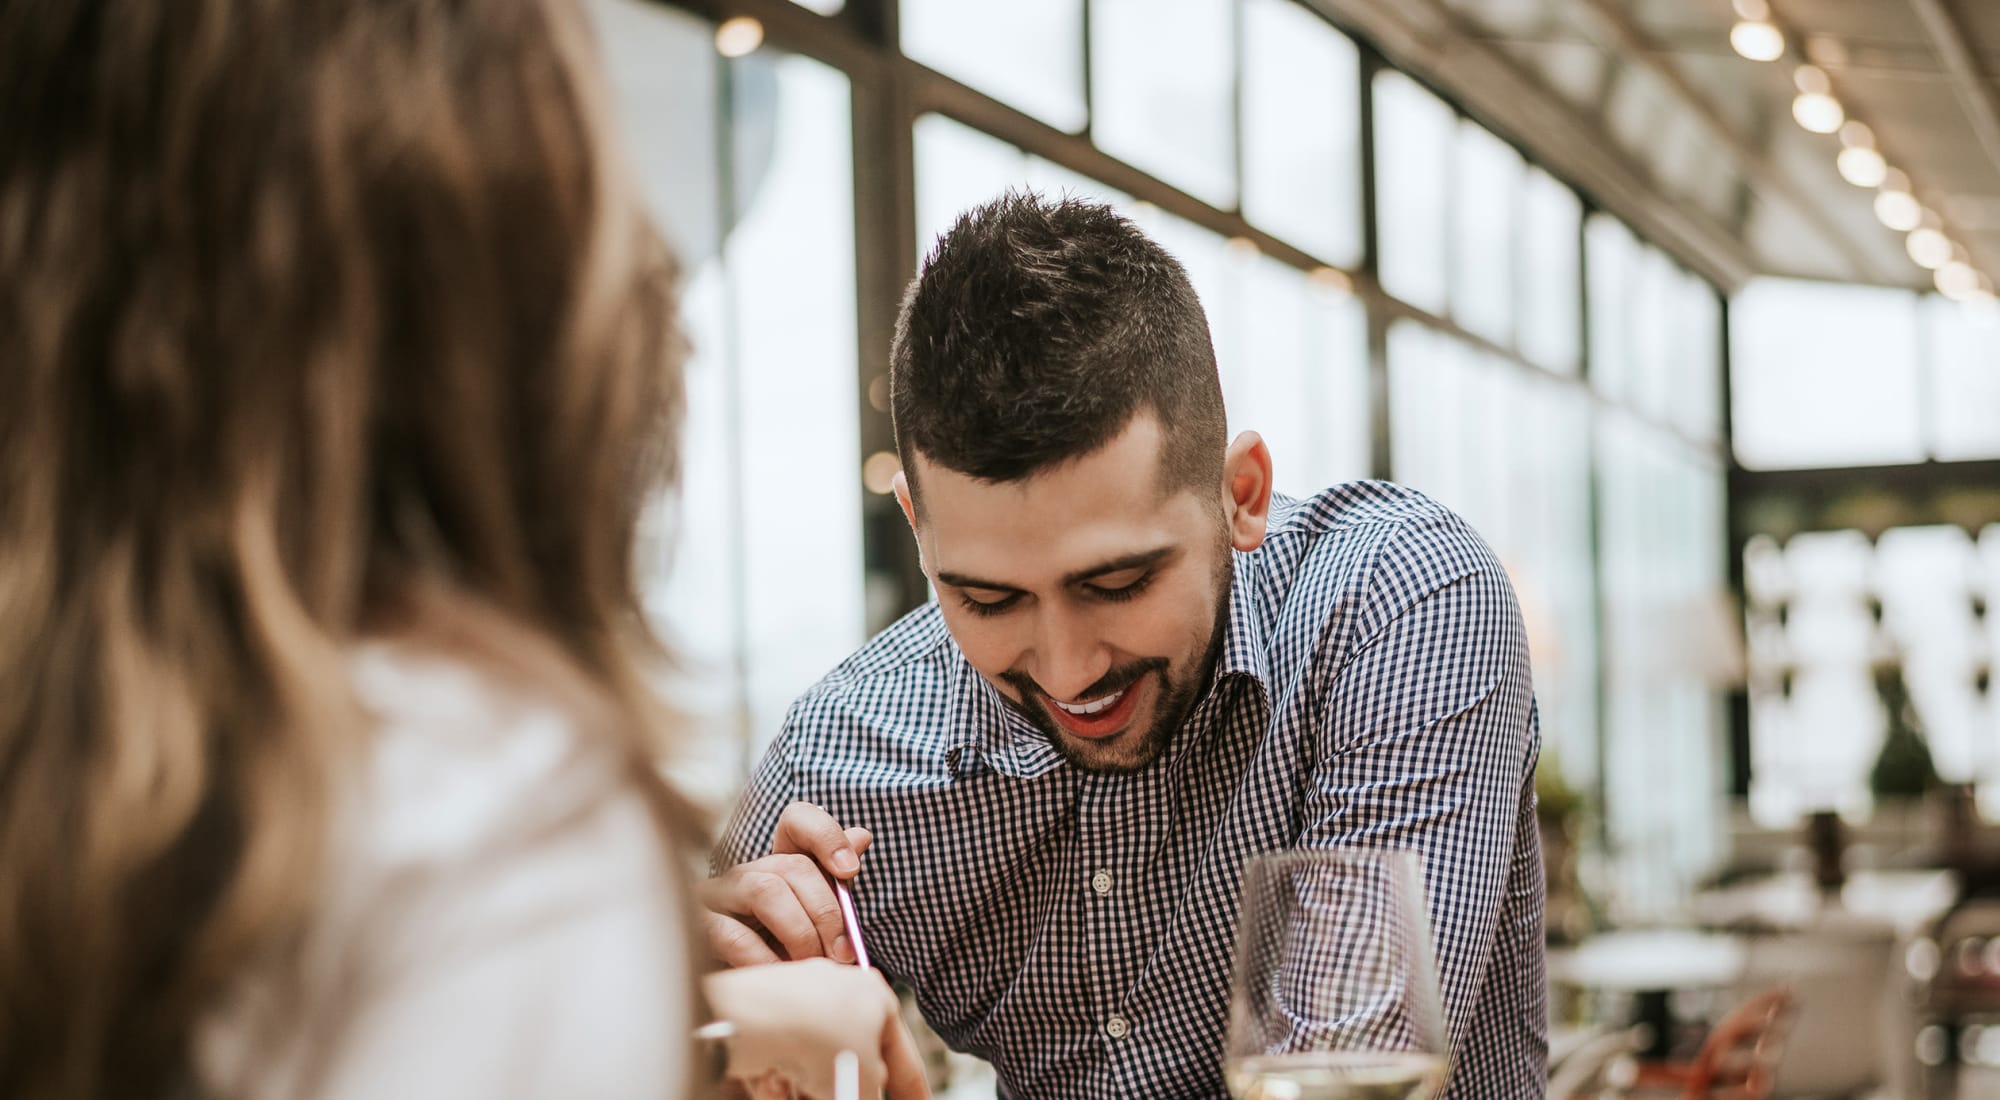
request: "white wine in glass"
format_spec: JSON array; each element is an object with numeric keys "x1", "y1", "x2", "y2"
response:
[{"x1": 1224, "y1": 849, "x2": 1450, "y2": 1100}]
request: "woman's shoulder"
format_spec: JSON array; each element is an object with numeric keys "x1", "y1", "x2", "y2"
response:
[
  {"x1": 198, "y1": 642, "x2": 696, "y2": 1099},
  {"x1": 344, "y1": 640, "x2": 640, "y2": 869}
]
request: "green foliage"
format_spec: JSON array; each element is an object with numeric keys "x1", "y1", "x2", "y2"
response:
[
  {"x1": 1870, "y1": 663, "x2": 1939, "y2": 801},
  {"x1": 1535, "y1": 747, "x2": 1585, "y2": 826}
]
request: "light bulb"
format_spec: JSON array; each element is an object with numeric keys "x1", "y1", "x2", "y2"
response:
[
  {"x1": 1875, "y1": 190, "x2": 1923, "y2": 232},
  {"x1": 1794, "y1": 64, "x2": 1831, "y2": 95},
  {"x1": 1730, "y1": 21, "x2": 1785, "y2": 62},
  {"x1": 1936, "y1": 262, "x2": 1983, "y2": 298},
  {"x1": 714, "y1": 16, "x2": 764, "y2": 58},
  {"x1": 861, "y1": 451, "x2": 901, "y2": 495},
  {"x1": 1793, "y1": 92, "x2": 1845, "y2": 133},
  {"x1": 1837, "y1": 146, "x2": 1887, "y2": 188},
  {"x1": 1839, "y1": 121, "x2": 1876, "y2": 149},
  {"x1": 1907, "y1": 228, "x2": 1954, "y2": 270}
]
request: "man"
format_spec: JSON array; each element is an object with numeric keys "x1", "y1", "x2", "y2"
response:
[{"x1": 705, "y1": 193, "x2": 1545, "y2": 1099}]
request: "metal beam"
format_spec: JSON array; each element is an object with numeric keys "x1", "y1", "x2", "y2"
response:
[
  {"x1": 1303, "y1": 0, "x2": 1760, "y2": 293},
  {"x1": 1736, "y1": 458, "x2": 2000, "y2": 539},
  {"x1": 1566, "y1": 0, "x2": 1897, "y2": 285}
]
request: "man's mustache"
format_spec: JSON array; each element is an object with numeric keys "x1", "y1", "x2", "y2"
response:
[{"x1": 1002, "y1": 657, "x2": 1167, "y2": 704}]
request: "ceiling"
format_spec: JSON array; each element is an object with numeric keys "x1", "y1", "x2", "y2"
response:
[{"x1": 1318, "y1": 0, "x2": 2000, "y2": 292}]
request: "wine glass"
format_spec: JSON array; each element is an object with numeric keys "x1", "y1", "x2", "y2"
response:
[{"x1": 1224, "y1": 848, "x2": 1451, "y2": 1100}]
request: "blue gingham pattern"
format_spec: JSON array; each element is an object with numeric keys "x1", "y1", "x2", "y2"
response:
[{"x1": 715, "y1": 482, "x2": 1546, "y2": 1099}]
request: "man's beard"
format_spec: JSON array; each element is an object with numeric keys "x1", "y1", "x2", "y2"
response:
[{"x1": 999, "y1": 555, "x2": 1235, "y2": 775}]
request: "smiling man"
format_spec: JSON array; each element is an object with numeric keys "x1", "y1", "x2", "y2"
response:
[{"x1": 706, "y1": 193, "x2": 1546, "y2": 1099}]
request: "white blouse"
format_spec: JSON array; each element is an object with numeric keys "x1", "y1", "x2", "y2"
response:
[{"x1": 197, "y1": 643, "x2": 693, "y2": 1099}]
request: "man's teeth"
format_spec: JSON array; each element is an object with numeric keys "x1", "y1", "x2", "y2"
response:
[{"x1": 1052, "y1": 688, "x2": 1126, "y2": 716}]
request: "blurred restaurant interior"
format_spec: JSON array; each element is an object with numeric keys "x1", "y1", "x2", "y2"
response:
[{"x1": 600, "y1": 0, "x2": 2000, "y2": 1094}]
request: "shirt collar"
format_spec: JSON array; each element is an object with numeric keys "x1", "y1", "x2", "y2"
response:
[
  {"x1": 941, "y1": 549, "x2": 1275, "y2": 780},
  {"x1": 1214, "y1": 548, "x2": 1273, "y2": 689}
]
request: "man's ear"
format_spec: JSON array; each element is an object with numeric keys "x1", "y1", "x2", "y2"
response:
[
  {"x1": 892, "y1": 470, "x2": 917, "y2": 536},
  {"x1": 1220, "y1": 431, "x2": 1273, "y2": 552}
]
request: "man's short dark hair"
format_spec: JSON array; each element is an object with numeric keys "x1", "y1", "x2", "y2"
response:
[{"x1": 890, "y1": 192, "x2": 1227, "y2": 506}]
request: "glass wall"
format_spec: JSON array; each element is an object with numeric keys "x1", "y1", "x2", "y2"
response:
[
  {"x1": 1732, "y1": 277, "x2": 2000, "y2": 469},
  {"x1": 1732, "y1": 277, "x2": 2000, "y2": 826},
  {"x1": 1580, "y1": 211, "x2": 1730, "y2": 909},
  {"x1": 1374, "y1": 69, "x2": 1729, "y2": 907},
  {"x1": 596, "y1": 0, "x2": 1740, "y2": 913},
  {"x1": 597, "y1": 0, "x2": 869, "y2": 804}
]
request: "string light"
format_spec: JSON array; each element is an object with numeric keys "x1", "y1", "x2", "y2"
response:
[
  {"x1": 861, "y1": 452, "x2": 901, "y2": 495},
  {"x1": 1936, "y1": 261, "x2": 1984, "y2": 299},
  {"x1": 1875, "y1": 172, "x2": 1924, "y2": 233},
  {"x1": 1836, "y1": 146, "x2": 1887, "y2": 188},
  {"x1": 714, "y1": 16, "x2": 764, "y2": 58},
  {"x1": 1907, "y1": 227, "x2": 1954, "y2": 270},
  {"x1": 1793, "y1": 93, "x2": 1844, "y2": 133},
  {"x1": 1834, "y1": 122, "x2": 1887, "y2": 187},
  {"x1": 1730, "y1": 21, "x2": 1784, "y2": 62},
  {"x1": 1732, "y1": 21, "x2": 1997, "y2": 299}
]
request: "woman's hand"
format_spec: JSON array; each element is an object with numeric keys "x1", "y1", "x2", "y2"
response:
[{"x1": 704, "y1": 958, "x2": 931, "y2": 1099}]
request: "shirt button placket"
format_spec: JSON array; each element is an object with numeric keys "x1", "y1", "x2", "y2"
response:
[
  {"x1": 1104, "y1": 1014, "x2": 1130, "y2": 1040},
  {"x1": 1091, "y1": 869, "x2": 1113, "y2": 897}
]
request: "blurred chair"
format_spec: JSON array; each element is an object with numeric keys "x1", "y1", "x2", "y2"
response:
[
  {"x1": 1735, "y1": 929, "x2": 1892, "y2": 1097},
  {"x1": 1908, "y1": 890, "x2": 2000, "y2": 1098},
  {"x1": 1549, "y1": 1025, "x2": 1650, "y2": 1100},
  {"x1": 1620, "y1": 987, "x2": 1795, "y2": 1100}
]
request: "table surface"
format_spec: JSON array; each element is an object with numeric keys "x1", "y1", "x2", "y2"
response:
[{"x1": 1548, "y1": 928, "x2": 1749, "y2": 992}]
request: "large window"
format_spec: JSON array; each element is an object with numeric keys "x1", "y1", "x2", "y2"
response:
[
  {"x1": 1090, "y1": 0, "x2": 1238, "y2": 207},
  {"x1": 1730, "y1": 276, "x2": 2000, "y2": 470},
  {"x1": 1731, "y1": 279, "x2": 1927, "y2": 470},
  {"x1": 1596, "y1": 418, "x2": 1730, "y2": 911},
  {"x1": 598, "y1": 0, "x2": 869, "y2": 800},
  {"x1": 901, "y1": 0, "x2": 1086, "y2": 132},
  {"x1": 1240, "y1": 0, "x2": 1363, "y2": 267},
  {"x1": 1373, "y1": 71, "x2": 1454, "y2": 315}
]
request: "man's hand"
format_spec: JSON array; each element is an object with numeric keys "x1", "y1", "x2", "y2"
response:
[{"x1": 702, "y1": 801, "x2": 872, "y2": 967}]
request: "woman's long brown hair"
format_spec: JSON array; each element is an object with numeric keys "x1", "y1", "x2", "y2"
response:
[{"x1": 0, "y1": 1, "x2": 692, "y2": 1095}]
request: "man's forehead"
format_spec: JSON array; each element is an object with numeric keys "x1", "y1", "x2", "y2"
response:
[{"x1": 916, "y1": 483, "x2": 1208, "y2": 590}]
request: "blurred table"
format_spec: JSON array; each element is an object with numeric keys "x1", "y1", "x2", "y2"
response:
[{"x1": 1548, "y1": 929, "x2": 1748, "y2": 1058}]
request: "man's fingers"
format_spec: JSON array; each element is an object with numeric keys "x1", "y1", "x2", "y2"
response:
[
  {"x1": 737, "y1": 867, "x2": 831, "y2": 961},
  {"x1": 703, "y1": 911, "x2": 782, "y2": 967},
  {"x1": 769, "y1": 854, "x2": 855, "y2": 963},
  {"x1": 845, "y1": 826, "x2": 873, "y2": 859},
  {"x1": 704, "y1": 853, "x2": 853, "y2": 962},
  {"x1": 773, "y1": 801, "x2": 862, "y2": 878}
]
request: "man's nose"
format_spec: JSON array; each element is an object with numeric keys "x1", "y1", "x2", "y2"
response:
[{"x1": 1030, "y1": 608, "x2": 1112, "y2": 702}]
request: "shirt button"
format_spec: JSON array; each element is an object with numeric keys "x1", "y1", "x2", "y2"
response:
[
  {"x1": 1104, "y1": 1014, "x2": 1130, "y2": 1040},
  {"x1": 1091, "y1": 870, "x2": 1113, "y2": 896}
]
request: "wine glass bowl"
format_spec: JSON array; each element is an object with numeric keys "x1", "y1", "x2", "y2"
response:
[{"x1": 1224, "y1": 848, "x2": 1450, "y2": 1100}]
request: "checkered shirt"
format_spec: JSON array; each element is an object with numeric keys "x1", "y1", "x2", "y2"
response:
[{"x1": 714, "y1": 482, "x2": 1547, "y2": 1099}]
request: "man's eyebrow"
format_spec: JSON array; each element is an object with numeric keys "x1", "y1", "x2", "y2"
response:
[
  {"x1": 934, "y1": 547, "x2": 1176, "y2": 593},
  {"x1": 934, "y1": 569, "x2": 1021, "y2": 593},
  {"x1": 1062, "y1": 547, "x2": 1175, "y2": 586}
]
